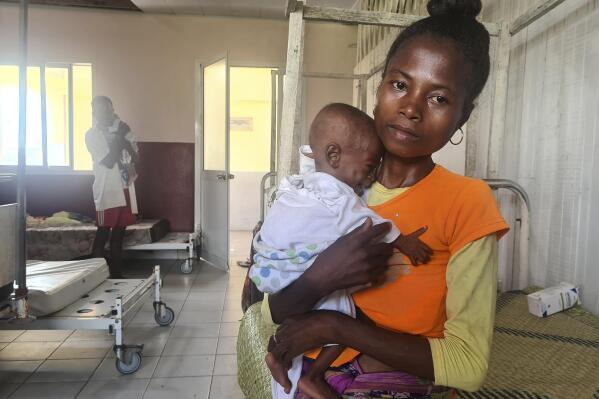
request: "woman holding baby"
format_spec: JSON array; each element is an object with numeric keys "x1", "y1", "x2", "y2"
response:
[{"x1": 256, "y1": 0, "x2": 509, "y2": 398}]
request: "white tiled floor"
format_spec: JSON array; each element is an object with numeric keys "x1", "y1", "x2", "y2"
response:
[{"x1": 0, "y1": 230, "x2": 253, "y2": 398}]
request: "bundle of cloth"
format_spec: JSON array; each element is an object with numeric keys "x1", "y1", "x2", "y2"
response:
[{"x1": 26, "y1": 211, "x2": 95, "y2": 228}]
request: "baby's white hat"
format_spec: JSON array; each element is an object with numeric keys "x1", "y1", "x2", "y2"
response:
[{"x1": 299, "y1": 145, "x2": 315, "y2": 175}]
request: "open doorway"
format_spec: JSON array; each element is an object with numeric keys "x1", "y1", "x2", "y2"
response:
[{"x1": 228, "y1": 66, "x2": 278, "y2": 267}]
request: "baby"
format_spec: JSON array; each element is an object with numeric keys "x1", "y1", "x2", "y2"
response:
[{"x1": 249, "y1": 103, "x2": 431, "y2": 399}]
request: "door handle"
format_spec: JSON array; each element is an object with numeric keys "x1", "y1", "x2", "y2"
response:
[{"x1": 216, "y1": 173, "x2": 235, "y2": 180}]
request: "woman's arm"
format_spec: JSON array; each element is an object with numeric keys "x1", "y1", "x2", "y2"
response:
[
  {"x1": 268, "y1": 219, "x2": 395, "y2": 324},
  {"x1": 271, "y1": 310, "x2": 434, "y2": 380},
  {"x1": 271, "y1": 235, "x2": 498, "y2": 388},
  {"x1": 428, "y1": 235, "x2": 498, "y2": 391}
]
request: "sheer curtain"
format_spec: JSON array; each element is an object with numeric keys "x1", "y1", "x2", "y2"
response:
[{"x1": 482, "y1": 0, "x2": 599, "y2": 314}]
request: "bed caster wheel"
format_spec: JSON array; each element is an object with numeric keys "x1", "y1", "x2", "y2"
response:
[
  {"x1": 115, "y1": 351, "x2": 142, "y2": 375},
  {"x1": 180, "y1": 259, "x2": 193, "y2": 274},
  {"x1": 154, "y1": 305, "x2": 175, "y2": 326}
]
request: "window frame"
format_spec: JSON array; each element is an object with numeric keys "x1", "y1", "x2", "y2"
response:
[{"x1": 0, "y1": 62, "x2": 93, "y2": 175}]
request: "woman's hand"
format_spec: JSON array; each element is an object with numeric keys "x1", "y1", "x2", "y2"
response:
[
  {"x1": 270, "y1": 309, "x2": 435, "y2": 382},
  {"x1": 305, "y1": 218, "x2": 396, "y2": 295},
  {"x1": 269, "y1": 218, "x2": 395, "y2": 324},
  {"x1": 270, "y1": 310, "x2": 348, "y2": 368}
]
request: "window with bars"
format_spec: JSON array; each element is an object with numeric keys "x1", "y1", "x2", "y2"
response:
[{"x1": 0, "y1": 63, "x2": 93, "y2": 171}]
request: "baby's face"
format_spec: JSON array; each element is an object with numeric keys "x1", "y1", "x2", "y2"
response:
[{"x1": 337, "y1": 136, "x2": 383, "y2": 196}]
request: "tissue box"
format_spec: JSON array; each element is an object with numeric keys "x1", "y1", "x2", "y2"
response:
[{"x1": 526, "y1": 283, "x2": 581, "y2": 318}]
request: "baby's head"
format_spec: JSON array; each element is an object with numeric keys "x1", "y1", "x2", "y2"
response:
[{"x1": 309, "y1": 103, "x2": 383, "y2": 195}]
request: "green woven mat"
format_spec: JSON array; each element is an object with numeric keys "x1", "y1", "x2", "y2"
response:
[
  {"x1": 457, "y1": 291, "x2": 599, "y2": 399},
  {"x1": 238, "y1": 292, "x2": 599, "y2": 399}
]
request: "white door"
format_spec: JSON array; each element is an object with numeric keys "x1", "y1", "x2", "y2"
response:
[{"x1": 199, "y1": 56, "x2": 231, "y2": 270}]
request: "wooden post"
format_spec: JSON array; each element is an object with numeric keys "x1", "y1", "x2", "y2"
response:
[
  {"x1": 277, "y1": 3, "x2": 305, "y2": 182},
  {"x1": 486, "y1": 22, "x2": 510, "y2": 179},
  {"x1": 302, "y1": 5, "x2": 501, "y2": 36},
  {"x1": 286, "y1": 0, "x2": 298, "y2": 17}
]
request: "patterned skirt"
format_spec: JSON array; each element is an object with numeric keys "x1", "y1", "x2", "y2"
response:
[{"x1": 296, "y1": 358, "x2": 455, "y2": 399}]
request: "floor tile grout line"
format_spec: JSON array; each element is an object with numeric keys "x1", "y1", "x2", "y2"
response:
[
  {"x1": 204, "y1": 261, "x2": 236, "y2": 398},
  {"x1": 143, "y1": 260, "x2": 199, "y2": 383},
  {"x1": 20, "y1": 338, "x2": 66, "y2": 384},
  {"x1": 73, "y1": 354, "x2": 107, "y2": 399},
  {"x1": 7, "y1": 347, "x2": 62, "y2": 398},
  {"x1": 5, "y1": 382, "x2": 20, "y2": 399}
]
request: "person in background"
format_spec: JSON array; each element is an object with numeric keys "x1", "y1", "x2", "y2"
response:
[{"x1": 85, "y1": 96, "x2": 139, "y2": 278}]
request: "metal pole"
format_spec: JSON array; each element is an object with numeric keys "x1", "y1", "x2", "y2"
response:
[
  {"x1": 484, "y1": 179, "x2": 531, "y2": 291},
  {"x1": 483, "y1": 179, "x2": 530, "y2": 211},
  {"x1": 260, "y1": 172, "x2": 277, "y2": 222},
  {"x1": 359, "y1": 77, "x2": 367, "y2": 113},
  {"x1": 15, "y1": 0, "x2": 29, "y2": 304}
]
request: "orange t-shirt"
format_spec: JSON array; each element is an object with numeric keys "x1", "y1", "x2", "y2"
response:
[{"x1": 314, "y1": 165, "x2": 509, "y2": 366}]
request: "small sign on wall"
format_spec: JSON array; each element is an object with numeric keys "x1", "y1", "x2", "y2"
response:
[{"x1": 230, "y1": 117, "x2": 253, "y2": 131}]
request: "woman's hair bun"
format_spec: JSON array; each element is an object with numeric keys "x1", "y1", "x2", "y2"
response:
[{"x1": 427, "y1": 0, "x2": 482, "y2": 18}]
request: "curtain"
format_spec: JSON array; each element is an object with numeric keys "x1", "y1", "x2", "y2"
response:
[{"x1": 482, "y1": 0, "x2": 599, "y2": 314}]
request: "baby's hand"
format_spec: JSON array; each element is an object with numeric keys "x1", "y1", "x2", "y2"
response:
[
  {"x1": 117, "y1": 121, "x2": 131, "y2": 136},
  {"x1": 394, "y1": 226, "x2": 432, "y2": 266}
]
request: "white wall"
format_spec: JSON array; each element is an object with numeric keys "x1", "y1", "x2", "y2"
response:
[
  {"x1": 0, "y1": 4, "x2": 357, "y2": 144},
  {"x1": 229, "y1": 172, "x2": 265, "y2": 231},
  {"x1": 0, "y1": 4, "x2": 357, "y2": 231},
  {"x1": 482, "y1": 0, "x2": 599, "y2": 314}
]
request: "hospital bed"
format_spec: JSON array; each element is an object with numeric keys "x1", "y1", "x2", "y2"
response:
[
  {"x1": 26, "y1": 218, "x2": 169, "y2": 260},
  {"x1": 25, "y1": 219, "x2": 198, "y2": 274},
  {"x1": 0, "y1": 203, "x2": 176, "y2": 375}
]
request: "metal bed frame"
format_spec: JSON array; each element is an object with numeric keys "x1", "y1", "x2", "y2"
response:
[
  {"x1": 125, "y1": 232, "x2": 199, "y2": 274},
  {"x1": 0, "y1": 265, "x2": 174, "y2": 374}
]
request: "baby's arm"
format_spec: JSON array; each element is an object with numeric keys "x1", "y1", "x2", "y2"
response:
[
  {"x1": 346, "y1": 202, "x2": 432, "y2": 265},
  {"x1": 393, "y1": 226, "x2": 433, "y2": 266}
]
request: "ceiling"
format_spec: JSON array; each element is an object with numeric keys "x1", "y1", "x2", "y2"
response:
[
  {"x1": 0, "y1": 0, "x2": 139, "y2": 11},
  {"x1": 0, "y1": 0, "x2": 358, "y2": 16},
  {"x1": 129, "y1": 0, "x2": 358, "y2": 18}
]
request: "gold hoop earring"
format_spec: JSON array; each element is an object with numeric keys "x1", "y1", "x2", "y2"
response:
[{"x1": 450, "y1": 128, "x2": 464, "y2": 146}]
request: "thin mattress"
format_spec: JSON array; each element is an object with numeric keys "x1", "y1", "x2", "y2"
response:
[
  {"x1": 26, "y1": 219, "x2": 170, "y2": 261},
  {"x1": 26, "y1": 258, "x2": 109, "y2": 316}
]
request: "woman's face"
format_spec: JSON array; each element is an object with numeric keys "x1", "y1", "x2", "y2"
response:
[{"x1": 375, "y1": 35, "x2": 473, "y2": 159}]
